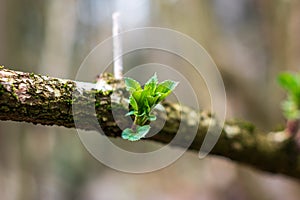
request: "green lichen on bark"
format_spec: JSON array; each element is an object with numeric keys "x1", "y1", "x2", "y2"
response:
[{"x1": 1, "y1": 67, "x2": 300, "y2": 180}]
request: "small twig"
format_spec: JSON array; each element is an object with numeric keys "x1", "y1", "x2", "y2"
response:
[
  {"x1": 112, "y1": 12, "x2": 123, "y2": 80},
  {"x1": 95, "y1": 12, "x2": 123, "y2": 89}
]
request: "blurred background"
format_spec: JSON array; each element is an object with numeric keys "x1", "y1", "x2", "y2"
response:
[{"x1": 1, "y1": 0, "x2": 300, "y2": 199}]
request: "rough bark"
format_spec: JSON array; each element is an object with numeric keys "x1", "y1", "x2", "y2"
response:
[{"x1": 0, "y1": 67, "x2": 299, "y2": 180}]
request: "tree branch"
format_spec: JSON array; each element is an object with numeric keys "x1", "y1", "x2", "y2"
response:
[{"x1": 0, "y1": 67, "x2": 299, "y2": 180}]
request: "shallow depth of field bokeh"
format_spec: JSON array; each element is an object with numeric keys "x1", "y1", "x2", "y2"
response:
[{"x1": 1, "y1": 0, "x2": 300, "y2": 200}]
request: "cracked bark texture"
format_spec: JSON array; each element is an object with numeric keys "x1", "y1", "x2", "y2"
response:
[{"x1": 0, "y1": 67, "x2": 300, "y2": 180}]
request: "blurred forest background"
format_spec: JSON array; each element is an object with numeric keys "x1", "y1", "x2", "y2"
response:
[{"x1": 1, "y1": 0, "x2": 300, "y2": 199}]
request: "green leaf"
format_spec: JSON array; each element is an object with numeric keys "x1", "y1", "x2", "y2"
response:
[
  {"x1": 132, "y1": 90, "x2": 142, "y2": 103},
  {"x1": 146, "y1": 96, "x2": 160, "y2": 108},
  {"x1": 129, "y1": 96, "x2": 138, "y2": 111},
  {"x1": 154, "y1": 94, "x2": 162, "y2": 104},
  {"x1": 136, "y1": 125, "x2": 151, "y2": 137},
  {"x1": 278, "y1": 73, "x2": 300, "y2": 95},
  {"x1": 121, "y1": 125, "x2": 151, "y2": 141},
  {"x1": 157, "y1": 92, "x2": 171, "y2": 103},
  {"x1": 124, "y1": 77, "x2": 142, "y2": 93},
  {"x1": 136, "y1": 90, "x2": 149, "y2": 114},
  {"x1": 122, "y1": 128, "x2": 135, "y2": 141},
  {"x1": 144, "y1": 73, "x2": 158, "y2": 95},
  {"x1": 278, "y1": 72, "x2": 300, "y2": 112},
  {"x1": 156, "y1": 80, "x2": 179, "y2": 94}
]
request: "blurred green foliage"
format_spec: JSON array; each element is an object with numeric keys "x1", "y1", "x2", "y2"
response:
[{"x1": 278, "y1": 72, "x2": 300, "y2": 119}]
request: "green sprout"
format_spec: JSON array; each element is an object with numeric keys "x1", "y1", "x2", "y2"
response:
[
  {"x1": 122, "y1": 73, "x2": 179, "y2": 141},
  {"x1": 278, "y1": 72, "x2": 300, "y2": 120}
]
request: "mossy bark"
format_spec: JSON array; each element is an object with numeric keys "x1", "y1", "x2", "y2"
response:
[{"x1": 0, "y1": 67, "x2": 300, "y2": 180}]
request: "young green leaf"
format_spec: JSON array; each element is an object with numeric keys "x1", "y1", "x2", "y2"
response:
[
  {"x1": 137, "y1": 125, "x2": 151, "y2": 137},
  {"x1": 137, "y1": 90, "x2": 149, "y2": 113},
  {"x1": 278, "y1": 72, "x2": 300, "y2": 120},
  {"x1": 157, "y1": 92, "x2": 174, "y2": 103},
  {"x1": 156, "y1": 80, "x2": 179, "y2": 94},
  {"x1": 146, "y1": 95, "x2": 160, "y2": 108},
  {"x1": 122, "y1": 128, "x2": 135, "y2": 140},
  {"x1": 129, "y1": 96, "x2": 138, "y2": 111},
  {"x1": 121, "y1": 125, "x2": 151, "y2": 141},
  {"x1": 122, "y1": 73, "x2": 179, "y2": 141},
  {"x1": 144, "y1": 73, "x2": 158, "y2": 95},
  {"x1": 278, "y1": 73, "x2": 299, "y2": 94},
  {"x1": 124, "y1": 77, "x2": 142, "y2": 93},
  {"x1": 132, "y1": 90, "x2": 142, "y2": 105}
]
